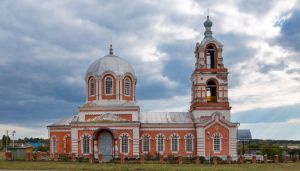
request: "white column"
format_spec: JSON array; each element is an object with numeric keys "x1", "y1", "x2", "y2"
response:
[
  {"x1": 229, "y1": 127, "x2": 238, "y2": 157},
  {"x1": 71, "y1": 128, "x2": 78, "y2": 154},
  {"x1": 132, "y1": 127, "x2": 140, "y2": 157},
  {"x1": 120, "y1": 79, "x2": 123, "y2": 100},
  {"x1": 99, "y1": 79, "x2": 102, "y2": 100},
  {"x1": 94, "y1": 140, "x2": 98, "y2": 159},
  {"x1": 196, "y1": 127, "x2": 205, "y2": 156}
]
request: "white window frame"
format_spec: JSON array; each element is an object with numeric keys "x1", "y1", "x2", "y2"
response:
[
  {"x1": 81, "y1": 134, "x2": 92, "y2": 155},
  {"x1": 51, "y1": 135, "x2": 57, "y2": 154},
  {"x1": 170, "y1": 134, "x2": 179, "y2": 153},
  {"x1": 120, "y1": 133, "x2": 130, "y2": 155},
  {"x1": 105, "y1": 76, "x2": 113, "y2": 95},
  {"x1": 124, "y1": 77, "x2": 131, "y2": 96},
  {"x1": 184, "y1": 134, "x2": 194, "y2": 153},
  {"x1": 156, "y1": 134, "x2": 165, "y2": 154},
  {"x1": 89, "y1": 78, "x2": 95, "y2": 96},
  {"x1": 63, "y1": 134, "x2": 71, "y2": 153},
  {"x1": 142, "y1": 134, "x2": 151, "y2": 153},
  {"x1": 212, "y1": 133, "x2": 222, "y2": 153}
]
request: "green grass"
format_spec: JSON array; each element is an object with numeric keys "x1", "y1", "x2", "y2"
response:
[
  {"x1": 0, "y1": 160, "x2": 300, "y2": 171},
  {"x1": 0, "y1": 152, "x2": 3, "y2": 161}
]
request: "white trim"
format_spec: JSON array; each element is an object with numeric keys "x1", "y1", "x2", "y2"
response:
[
  {"x1": 89, "y1": 77, "x2": 95, "y2": 96},
  {"x1": 50, "y1": 129, "x2": 70, "y2": 132},
  {"x1": 63, "y1": 134, "x2": 71, "y2": 153},
  {"x1": 119, "y1": 133, "x2": 130, "y2": 155},
  {"x1": 141, "y1": 128, "x2": 195, "y2": 131},
  {"x1": 155, "y1": 134, "x2": 165, "y2": 154},
  {"x1": 132, "y1": 127, "x2": 140, "y2": 156},
  {"x1": 141, "y1": 134, "x2": 151, "y2": 154},
  {"x1": 124, "y1": 77, "x2": 131, "y2": 96},
  {"x1": 170, "y1": 134, "x2": 180, "y2": 153},
  {"x1": 51, "y1": 135, "x2": 57, "y2": 154},
  {"x1": 75, "y1": 127, "x2": 137, "y2": 130},
  {"x1": 105, "y1": 76, "x2": 113, "y2": 95},
  {"x1": 212, "y1": 132, "x2": 222, "y2": 153},
  {"x1": 196, "y1": 127, "x2": 205, "y2": 156},
  {"x1": 80, "y1": 133, "x2": 92, "y2": 155},
  {"x1": 184, "y1": 134, "x2": 194, "y2": 153}
]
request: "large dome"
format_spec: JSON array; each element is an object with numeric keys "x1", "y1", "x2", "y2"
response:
[{"x1": 86, "y1": 54, "x2": 136, "y2": 78}]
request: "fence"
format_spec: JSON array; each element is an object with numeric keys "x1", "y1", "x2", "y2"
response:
[{"x1": 3, "y1": 152, "x2": 300, "y2": 164}]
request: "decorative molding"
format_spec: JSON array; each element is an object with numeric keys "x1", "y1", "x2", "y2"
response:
[
  {"x1": 141, "y1": 128, "x2": 195, "y2": 131},
  {"x1": 50, "y1": 130, "x2": 71, "y2": 133}
]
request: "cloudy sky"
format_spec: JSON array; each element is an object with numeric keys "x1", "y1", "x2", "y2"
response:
[{"x1": 0, "y1": 0, "x2": 300, "y2": 140}]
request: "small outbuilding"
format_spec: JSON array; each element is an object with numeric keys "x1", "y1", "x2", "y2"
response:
[{"x1": 8, "y1": 146, "x2": 32, "y2": 160}]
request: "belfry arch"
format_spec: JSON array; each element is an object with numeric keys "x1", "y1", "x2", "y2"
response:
[
  {"x1": 206, "y1": 80, "x2": 217, "y2": 102},
  {"x1": 205, "y1": 44, "x2": 217, "y2": 69}
]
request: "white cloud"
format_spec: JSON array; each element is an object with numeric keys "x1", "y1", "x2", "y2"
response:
[
  {"x1": 230, "y1": 41, "x2": 300, "y2": 113},
  {"x1": 1, "y1": 0, "x2": 300, "y2": 140},
  {"x1": 240, "y1": 120, "x2": 300, "y2": 140},
  {"x1": 139, "y1": 95, "x2": 190, "y2": 112},
  {"x1": 0, "y1": 124, "x2": 47, "y2": 139}
]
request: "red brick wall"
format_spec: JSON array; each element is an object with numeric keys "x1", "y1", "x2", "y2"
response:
[
  {"x1": 49, "y1": 130, "x2": 71, "y2": 154},
  {"x1": 140, "y1": 130, "x2": 196, "y2": 157},
  {"x1": 205, "y1": 123, "x2": 229, "y2": 156}
]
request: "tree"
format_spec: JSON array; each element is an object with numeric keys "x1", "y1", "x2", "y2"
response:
[{"x1": 2, "y1": 134, "x2": 11, "y2": 148}]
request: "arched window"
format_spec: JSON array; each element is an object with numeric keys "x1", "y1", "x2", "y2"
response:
[
  {"x1": 206, "y1": 80, "x2": 217, "y2": 102},
  {"x1": 105, "y1": 77, "x2": 113, "y2": 95},
  {"x1": 206, "y1": 45, "x2": 216, "y2": 68},
  {"x1": 156, "y1": 134, "x2": 164, "y2": 153},
  {"x1": 142, "y1": 135, "x2": 150, "y2": 153},
  {"x1": 120, "y1": 134, "x2": 129, "y2": 154},
  {"x1": 213, "y1": 133, "x2": 222, "y2": 152},
  {"x1": 52, "y1": 136, "x2": 56, "y2": 153},
  {"x1": 185, "y1": 134, "x2": 193, "y2": 152},
  {"x1": 171, "y1": 134, "x2": 179, "y2": 153},
  {"x1": 89, "y1": 78, "x2": 95, "y2": 96},
  {"x1": 82, "y1": 135, "x2": 90, "y2": 154},
  {"x1": 124, "y1": 78, "x2": 131, "y2": 96}
]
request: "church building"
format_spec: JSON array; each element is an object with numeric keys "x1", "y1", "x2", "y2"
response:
[{"x1": 48, "y1": 16, "x2": 239, "y2": 161}]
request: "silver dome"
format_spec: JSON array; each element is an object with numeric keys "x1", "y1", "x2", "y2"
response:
[{"x1": 86, "y1": 54, "x2": 136, "y2": 78}]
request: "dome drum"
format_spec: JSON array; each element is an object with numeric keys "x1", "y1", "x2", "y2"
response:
[{"x1": 85, "y1": 50, "x2": 136, "y2": 103}]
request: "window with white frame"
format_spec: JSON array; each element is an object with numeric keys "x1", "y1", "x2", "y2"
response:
[
  {"x1": 213, "y1": 133, "x2": 221, "y2": 152},
  {"x1": 83, "y1": 135, "x2": 90, "y2": 154},
  {"x1": 124, "y1": 78, "x2": 131, "y2": 96},
  {"x1": 156, "y1": 134, "x2": 164, "y2": 153},
  {"x1": 120, "y1": 134, "x2": 129, "y2": 154},
  {"x1": 171, "y1": 134, "x2": 179, "y2": 153},
  {"x1": 105, "y1": 77, "x2": 113, "y2": 95},
  {"x1": 52, "y1": 136, "x2": 56, "y2": 153},
  {"x1": 142, "y1": 135, "x2": 150, "y2": 153},
  {"x1": 185, "y1": 134, "x2": 193, "y2": 152},
  {"x1": 89, "y1": 78, "x2": 95, "y2": 96}
]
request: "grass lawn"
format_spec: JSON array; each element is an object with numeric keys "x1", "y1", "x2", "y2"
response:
[{"x1": 0, "y1": 160, "x2": 300, "y2": 171}]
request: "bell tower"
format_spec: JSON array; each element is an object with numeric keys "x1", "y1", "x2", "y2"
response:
[{"x1": 190, "y1": 16, "x2": 231, "y2": 121}]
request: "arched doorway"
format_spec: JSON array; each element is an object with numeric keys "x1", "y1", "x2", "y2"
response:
[
  {"x1": 99, "y1": 132, "x2": 113, "y2": 161},
  {"x1": 93, "y1": 128, "x2": 115, "y2": 161}
]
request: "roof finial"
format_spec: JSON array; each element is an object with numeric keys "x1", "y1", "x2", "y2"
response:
[
  {"x1": 109, "y1": 44, "x2": 113, "y2": 55},
  {"x1": 204, "y1": 10, "x2": 213, "y2": 38}
]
